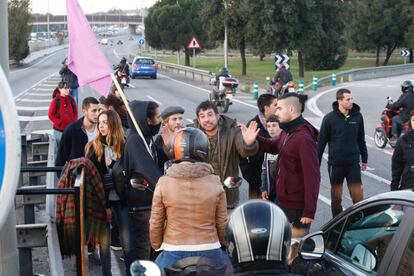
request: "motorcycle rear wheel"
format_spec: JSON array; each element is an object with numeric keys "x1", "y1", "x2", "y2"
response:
[{"x1": 374, "y1": 129, "x2": 388, "y2": 148}]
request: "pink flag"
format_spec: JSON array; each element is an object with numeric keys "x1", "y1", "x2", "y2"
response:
[{"x1": 66, "y1": 0, "x2": 112, "y2": 97}]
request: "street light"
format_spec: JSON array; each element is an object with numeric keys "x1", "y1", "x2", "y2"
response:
[{"x1": 223, "y1": 0, "x2": 228, "y2": 68}]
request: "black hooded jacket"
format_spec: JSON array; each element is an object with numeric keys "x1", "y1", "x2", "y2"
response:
[
  {"x1": 391, "y1": 130, "x2": 414, "y2": 190},
  {"x1": 387, "y1": 91, "x2": 414, "y2": 122},
  {"x1": 318, "y1": 102, "x2": 368, "y2": 166},
  {"x1": 124, "y1": 101, "x2": 162, "y2": 207}
]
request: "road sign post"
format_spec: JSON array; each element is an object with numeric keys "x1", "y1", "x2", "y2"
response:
[
  {"x1": 312, "y1": 75, "x2": 318, "y2": 91},
  {"x1": 187, "y1": 36, "x2": 201, "y2": 68}
]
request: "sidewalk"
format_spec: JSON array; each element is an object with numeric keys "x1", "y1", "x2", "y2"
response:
[{"x1": 21, "y1": 44, "x2": 68, "y2": 65}]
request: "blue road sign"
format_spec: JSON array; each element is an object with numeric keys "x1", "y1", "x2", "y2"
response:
[
  {"x1": 0, "y1": 66, "x2": 21, "y2": 229},
  {"x1": 138, "y1": 38, "x2": 145, "y2": 45}
]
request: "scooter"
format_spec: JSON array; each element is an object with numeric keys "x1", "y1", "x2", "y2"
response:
[
  {"x1": 374, "y1": 97, "x2": 409, "y2": 148},
  {"x1": 209, "y1": 73, "x2": 238, "y2": 113}
]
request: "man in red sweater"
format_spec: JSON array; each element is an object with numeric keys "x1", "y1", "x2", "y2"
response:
[
  {"x1": 48, "y1": 81, "x2": 78, "y2": 147},
  {"x1": 243, "y1": 92, "x2": 320, "y2": 238}
]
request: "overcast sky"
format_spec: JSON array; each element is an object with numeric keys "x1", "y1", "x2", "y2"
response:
[{"x1": 30, "y1": 0, "x2": 157, "y2": 14}]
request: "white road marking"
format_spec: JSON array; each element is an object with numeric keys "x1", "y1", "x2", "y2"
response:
[
  {"x1": 17, "y1": 106, "x2": 49, "y2": 111},
  {"x1": 14, "y1": 73, "x2": 58, "y2": 99},
  {"x1": 10, "y1": 49, "x2": 67, "y2": 74},
  {"x1": 17, "y1": 99, "x2": 51, "y2": 103},
  {"x1": 18, "y1": 115, "x2": 49, "y2": 122},
  {"x1": 32, "y1": 88, "x2": 53, "y2": 91},
  {"x1": 146, "y1": 95, "x2": 162, "y2": 104},
  {"x1": 128, "y1": 83, "x2": 135, "y2": 88},
  {"x1": 24, "y1": 93, "x2": 51, "y2": 97}
]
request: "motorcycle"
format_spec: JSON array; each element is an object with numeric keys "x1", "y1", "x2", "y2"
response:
[
  {"x1": 209, "y1": 72, "x2": 238, "y2": 113},
  {"x1": 374, "y1": 97, "x2": 409, "y2": 148},
  {"x1": 113, "y1": 64, "x2": 130, "y2": 88},
  {"x1": 266, "y1": 77, "x2": 295, "y2": 97}
]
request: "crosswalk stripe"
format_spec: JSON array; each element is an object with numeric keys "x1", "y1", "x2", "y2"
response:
[
  {"x1": 17, "y1": 99, "x2": 51, "y2": 103},
  {"x1": 17, "y1": 106, "x2": 49, "y2": 111},
  {"x1": 19, "y1": 115, "x2": 49, "y2": 122}
]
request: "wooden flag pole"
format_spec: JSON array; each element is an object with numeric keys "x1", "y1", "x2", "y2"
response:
[{"x1": 110, "y1": 74, "x2": 153, "y2": 157}]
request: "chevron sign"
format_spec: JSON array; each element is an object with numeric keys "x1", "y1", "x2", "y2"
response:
[
  {"x1": 275, "y1": 54, "x2": 290, "y2": 70},
  {"x1": 401, "y1": 49, "x2": 410, "y2": 57}
]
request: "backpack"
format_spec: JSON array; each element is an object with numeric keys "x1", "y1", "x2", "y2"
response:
[
  {"x1": 52, "y1": 92, "x2": 76, "y2": 118},
  {"x1": 112, "y1": 153, "x2": 129, "y2": 201}
]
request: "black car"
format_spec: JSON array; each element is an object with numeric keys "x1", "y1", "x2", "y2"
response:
[{"x1": 296, "y1": 190, "x2": 414, "y2": 276}]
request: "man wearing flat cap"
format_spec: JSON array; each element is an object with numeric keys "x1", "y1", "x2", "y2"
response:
[{"x1": 155, "y1": 106, "x2": 185, "y2": 171}]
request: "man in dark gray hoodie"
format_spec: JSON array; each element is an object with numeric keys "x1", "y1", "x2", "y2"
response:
[{"x1": 123, "y1": 100, "x2": 163, "y2": 264}]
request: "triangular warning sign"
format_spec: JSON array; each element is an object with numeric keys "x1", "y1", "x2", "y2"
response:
[{"x1": 187, "y1": 36, "x2": 201, "y2": 49}]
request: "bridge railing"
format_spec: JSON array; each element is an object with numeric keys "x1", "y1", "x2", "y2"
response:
[{"x1": 156, "y1": 61, "x2": 212, "y2": 83}]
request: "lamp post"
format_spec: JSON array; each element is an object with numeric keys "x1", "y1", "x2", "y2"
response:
[{"x1": 223, "y1": 0, "x2": 228, "y2": 68}]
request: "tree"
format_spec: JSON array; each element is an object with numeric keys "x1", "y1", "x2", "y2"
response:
[
  {"x1": 145, "y1": 0, "x2": 210, "y2": 66},
  {"x1": 347, "y1": 0, "x2": 411, "y2": 66},
  {"x1": 8, "y1": 0, "x2": 30, "y2": 62},
  {"x1": 303, "y1": 0, "x2": 348, "y2": 70},
  {"x1": 200, "y1": 0, "x2": 250, "y2": 76}
]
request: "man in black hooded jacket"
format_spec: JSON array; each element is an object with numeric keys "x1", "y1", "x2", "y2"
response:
[
  {"x1": 318, "y1": 89, "x2": 368, "y2": 218},
  {"x1": 123, "y1": 100, "x2": 162, "y2": 261}
]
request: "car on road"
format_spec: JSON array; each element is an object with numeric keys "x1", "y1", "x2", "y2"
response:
[
  {"x1": 296, "y1": 190, "x2": 414, "y2": 276},
  {"x1": 130, "y1": 56, "x2": 157, "y2": 79},
  {"x1": 100, "y1": 38, "x2": 108, "y2": 45}
]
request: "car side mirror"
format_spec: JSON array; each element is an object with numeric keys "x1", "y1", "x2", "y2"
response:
[
  {"x1": 298, "y1": 231, "x2": 325, "y2": 260},
  {"x1": 350, "y1": 244, "x2": 377, "y2": 271}
]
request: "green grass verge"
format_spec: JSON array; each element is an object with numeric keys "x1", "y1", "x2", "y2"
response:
[{"x1": 156, "y1": 55, "x2": 405, "y2": 90}]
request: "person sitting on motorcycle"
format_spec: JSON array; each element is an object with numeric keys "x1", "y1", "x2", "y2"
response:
[
  {"x1": 226, "y1": 200, "x2": 300, "y2": 275},
  {"x1": 387, "y1": 80, "x2": 414, "y2": 142},
  {"x1": 211, "y1": 67, "x2": 230, "y2": 101},
  {"x1": 273, "y1": 64, "x2": 293, "y2": 92},
  {"x1": 149, "y1": 127, "x2": 232, "y2": 274},
  {"x1": 114, "y1": 57, "x2": 130, "y2": 87}
]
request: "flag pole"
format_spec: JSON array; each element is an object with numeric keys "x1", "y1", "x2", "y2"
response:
[{"x1": 110, "y1": 74, "x2": 153, "y2": 157}]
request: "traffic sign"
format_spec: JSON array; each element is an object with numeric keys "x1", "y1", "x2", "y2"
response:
[
  {"x1": 187, "y1": 36, "x2": 201, "y2": 49},
  {"x1": 0, "y1": 66, "x2": 21, "y2": 229},
  {"x1": 138, "y1": 38, "x2": 145, "y2": 45},
  {"x1": 275, "y1": 54, "x2": 290, "y2": 70},
  {"x1": 401, "y1": 49, "x2": 410, "y2": 57}
]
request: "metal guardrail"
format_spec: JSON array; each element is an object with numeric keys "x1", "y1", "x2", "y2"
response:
[
  {"x1": 304, "y1": 63, "x2": 414, "y2": 90},
  {"x1": 156, "y1": 61, "x2": 212, "y2": 83}
]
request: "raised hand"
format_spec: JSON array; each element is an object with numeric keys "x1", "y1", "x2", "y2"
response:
[{"x1": 240, "y1": 121, "x2": 260, "y2": 146}]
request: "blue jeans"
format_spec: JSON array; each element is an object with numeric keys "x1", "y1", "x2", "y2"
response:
[
  {"x1": 392, "y1": 115, "x2": 404, "y2": 136},
  {"x1": 54, "y1": 129, "x2": 63, "y2": 149},
  {"x1": 155, "y1": 248, "x2": 231, "y2": 275},
  {"x1": 70, "y1": 87, "x2": 79, "y2": 105},
  {"x1": 110, "y1": 201, "x2": 136, "y2": 276}
]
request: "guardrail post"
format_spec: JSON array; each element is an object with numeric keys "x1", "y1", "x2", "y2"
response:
[
  {"x1": 298, "y1": 81, "x2": 304, "y2": 94},
  {"x1": 253, "y1": 81, "x2": 259, "y2": 100},
  {"x1": 332, "y1": 71, "x2": 337, "y2": 86},
  {"x1": 312, "y1": 75, "x2": 318, "y2": 91}
]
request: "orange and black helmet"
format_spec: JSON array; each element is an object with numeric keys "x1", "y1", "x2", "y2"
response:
[{"x1": 168, "y1": 127, "x2": 210, "y2": 162}]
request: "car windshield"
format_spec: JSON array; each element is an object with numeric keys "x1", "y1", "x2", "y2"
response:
[{"x1": 135, "y1": 59, "x2": 154, "y2": 65}]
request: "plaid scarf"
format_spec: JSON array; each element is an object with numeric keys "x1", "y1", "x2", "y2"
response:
[{"x1": 56, "y1": 157, "x2": 109, "y2": 256}]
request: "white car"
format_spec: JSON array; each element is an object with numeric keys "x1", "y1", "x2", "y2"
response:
[{"x1": 100, "y1": 38, "x2": 108, "y2": 45}]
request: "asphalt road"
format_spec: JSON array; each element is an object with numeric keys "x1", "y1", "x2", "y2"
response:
[{"x1": 8, "y1": 34, "x2": 409, "y2": 274}]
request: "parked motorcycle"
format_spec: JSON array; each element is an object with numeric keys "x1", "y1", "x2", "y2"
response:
[
  {"x1": 374, "y1": 97, "x2": 409, "y2": 148},
  {"x1": 209, "y1": 72, "x2": 238, "y2": 113}
]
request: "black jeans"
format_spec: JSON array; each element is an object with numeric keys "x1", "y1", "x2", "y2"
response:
[{"x1": 130, "y1": 209, "x2": 151, "y2": 260}]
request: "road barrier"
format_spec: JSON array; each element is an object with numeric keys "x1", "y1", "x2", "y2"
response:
[
  {"x1": 253, "y1": 81, "x2": 259, "y2": 99},
  {"x1": 154, "y1": 60, "x2": 211, "y2": 83}
]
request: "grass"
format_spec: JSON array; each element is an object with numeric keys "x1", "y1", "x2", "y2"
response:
[{"x1": 155, "y1": 55, "x2": 406, "y2": 90}]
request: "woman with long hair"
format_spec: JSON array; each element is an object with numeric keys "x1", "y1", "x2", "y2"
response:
[{"x1": 85, "y1": 110, "x2": 134, "y2": 276}]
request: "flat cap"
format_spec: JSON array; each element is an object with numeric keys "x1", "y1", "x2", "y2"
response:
[{"x1": 161, "y1": 106, "x2": 185, "y2": 120}]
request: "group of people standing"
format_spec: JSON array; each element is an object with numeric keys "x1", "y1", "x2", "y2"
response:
[{"x1": 49, "y1": 67, "x2": 375, "y2": 276}]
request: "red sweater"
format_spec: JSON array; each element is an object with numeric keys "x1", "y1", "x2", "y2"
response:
[
  {"x1": 48, "y1": 92, "x2": 78, "y2": 131},
  {"x1": 257, "y1": 120, "x2": 320, "y2": 219}
]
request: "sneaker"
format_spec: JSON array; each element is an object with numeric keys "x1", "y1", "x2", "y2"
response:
[{"x1": 110, "y1": 244, "x2": 123, "y2": 251}]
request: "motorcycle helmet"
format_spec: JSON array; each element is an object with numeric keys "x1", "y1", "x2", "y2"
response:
[
  {"x1": 221, "y1": 67, "x2": 228, "y2": 75},
  {"x1": 167, "y1": 127, "x2": 210, "y2": 162},
  {"x1": 225, "y1": 200, "x2": 291, "y2": 267},
  {"x1": 121, "y1": 57, "x2": 127, "y2": 63},
  {"x1": 401, "y1": 80, "x2": 413, "y2": 93}
]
